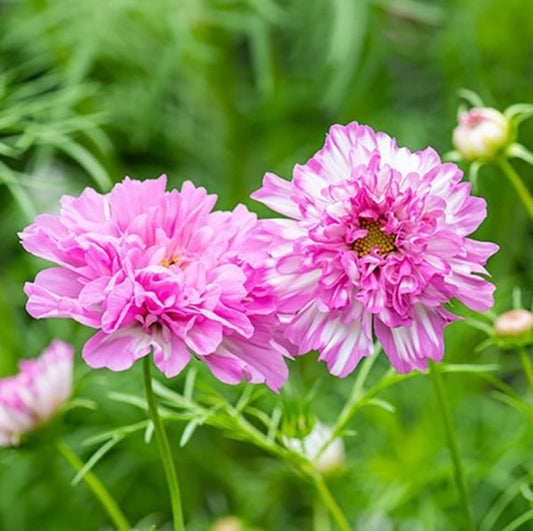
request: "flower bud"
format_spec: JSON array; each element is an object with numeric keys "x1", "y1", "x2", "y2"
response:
[
  {"x1": 494, "y1": 309, "x2": 533, "y2": 339},
  {"x1": 284, "y1": 422, "x2": 345, "y2": 475},
  {"x1": 211, "y1": 516, "x2": 246, "y2": 531},
  {"x1": 453, "y1": 107, "x2": 511, "y2": 161}
]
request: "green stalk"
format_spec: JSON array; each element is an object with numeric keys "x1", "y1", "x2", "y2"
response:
[
  {"x1": 518, "y1": 348, "x2": 533, "y2": 396},
  {"x1": 311, "y1": 472, "x2": 351, "y2": 531},
  {"x1": 429, "y1": 362, "x2": 475, "y2": 531},
  {"x1": 499, "y1": 158, "x2": 533, "y2": 221},
  {"x1": 313, "y1": 493, "x2": 331, "y2": 531},
  {"x1": 143, "y1": 357, "x2": 185, "y2": 531},
  {"x1": 212, "y1": 390, "x2": 350, "y2": 530},
  {"x1": 56, "y1": 440, "x2": 130, "y2": 531}
]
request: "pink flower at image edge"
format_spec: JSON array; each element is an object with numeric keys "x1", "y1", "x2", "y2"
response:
[
  {"x1": 20, "y1": 176, "x2": 291, "y2": 391},
  {"x1": 0, "y1": 341, "x2": 73, "y2": 447},
  {"x1": 252, "y1": 122, "x2": 498, "y2": 376}
]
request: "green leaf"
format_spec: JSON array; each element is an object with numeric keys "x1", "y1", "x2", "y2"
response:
[
  {"x1": 508, "y1": 143, "x2": 533, "y2": 166},
  {"x1": 183, "y1": 368, "x2": 197, "y2": 402},
  {"x1": 72, "y1": 435, "x2": 123, "y2": 486},
  {"x1": 440, "y1": 363, "x2": 500, "y2": 374},
  {"x1": 457, "y1": 88, "x2": 485, "y2": 108},
  {"x1": 365, "y1": 397, "x2": 396, "y2": 413},
  {"x1": 40, "y1": 135, "x2": 112, "y2": 191},
  {"x1": 504, "y1": 103, "x2": 533, "y2": 124},
  {"x1": 144, "y1": 422, "x2": 154, "y2": 444},
  {"x1": 180, "y1": 418, "x2": 202, "y2": 447},
  {"x1": 108, "y1": 391, "x2": 147, "y2": 411},
  {"x1": 83, "y1": 420, "x2": 151, "y2": 447},
  {"x1": 501, "y1": 509, "x2": 533, "y2": 531}
]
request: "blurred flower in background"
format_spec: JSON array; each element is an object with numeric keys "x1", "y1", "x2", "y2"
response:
[{"x1": 0, "y1": 341, "x2": 73, "y2": 447}]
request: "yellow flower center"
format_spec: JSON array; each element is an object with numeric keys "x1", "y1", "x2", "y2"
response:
[
  {"x1": 352, "y1": 219, "x2": 396, "y2": 258},
  {"x1": 159, "y1": 257, "x2": 180, "y2": 268}
]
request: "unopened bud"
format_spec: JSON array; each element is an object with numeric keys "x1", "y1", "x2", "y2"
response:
[
  {"x1": 453, "y1": 107, "x2": 511, "y2": 161},
  {"x1": 211, "y1": 516, "x2": 245, "y2": 531},
  {"x1": 285, "y1": 422, "x2": 345, "y2": 475},
  {"x1": 494, "y1": 309, "x2": 533, "y2": 339}
]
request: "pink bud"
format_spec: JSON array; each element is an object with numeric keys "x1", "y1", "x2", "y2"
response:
[
  {"x1": 453, "y1": 107, "x2": 511, "y2": 161},
  {"x1": 494, "y1": 309, "x2": 533, "y2": 338}
]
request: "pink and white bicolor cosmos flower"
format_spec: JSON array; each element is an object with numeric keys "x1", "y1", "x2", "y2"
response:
[
  {"x1": 252, "y1": 122, "x2": 498, "y2": 376},
  {"x1": 0, "y1": 341, "x2": 73, "y2": 447},
  {"x1": 21, "y1": 176, "x2": 291, "y2": 391}
]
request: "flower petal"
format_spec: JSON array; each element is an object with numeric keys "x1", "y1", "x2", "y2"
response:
[
  {"x1": 82, "y1": 328, "x2": 151, "y2": 371},
  {"x1": 251, "y1": 172, "x2": 301, "y2": 219},
  {"x1": 375, "y1": 305, "x2": 459, "y2": 373}
]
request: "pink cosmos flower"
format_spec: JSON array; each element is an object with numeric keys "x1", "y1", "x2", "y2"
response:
[
  {"x1": 252, "y1": 122, "x2": 498, "y2": 376},
  {"x1": 0, "y1": 341, "x2": 73, "y2": 446},
  {"x1": 21, "y1": 176, "x2": 290, "y2": 391}
]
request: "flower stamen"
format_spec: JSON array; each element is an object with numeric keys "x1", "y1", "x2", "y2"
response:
[
  {"x1": 159, "y1": 257, "x2": 180, "y2": 268},
  {"x1": 352, "y1": 219, "x2": 396, "y2": 258}
]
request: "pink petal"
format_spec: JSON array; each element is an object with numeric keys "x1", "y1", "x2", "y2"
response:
[
  {"x1": 251, "y1": 172, "x2": 301, "y2": 219},
  {"x1": 152, "y1": 328, "x2": 191, "y2": 378},
  {"x1": 185, "y1": 319, "x2": 224, "y2": 355},
  {"x1": 375, "y1": 305, "x2": 459, "y2": 373},
  {"x1": 82, "y1": 328, "x2": 151, "y2": 371}
]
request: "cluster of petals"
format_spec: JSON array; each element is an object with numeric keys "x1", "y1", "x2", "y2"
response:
[
  {"x1": 252, "y1": 122, "x2": 498, "y2": 376},
  {"x1": 0, "y1": 341, "x2": 73, "y2": 447},
  {"x1": 21, "y1": 176, "x2": 291, "y2": 391}
]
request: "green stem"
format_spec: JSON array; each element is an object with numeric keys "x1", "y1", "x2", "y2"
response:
[
  {"x1": 218, "y1": 395, "x2": 349, "y2": 530},
  {"x1": 143, "y1": 357, "x2": 185, "y2": 531},
  {"x1": 499, "y1": 158, "x2": 533, "y2": 221},
  {"x1": 56, "y1": 440, "x2": 130, "y2": 531},
  {"x1": 311, "y1": 473, "x2": 351, "y2": 531},
  {"x1": 313, "y1": 492, "x2": 331, "y2": 531},
  {"x1": 429, "y1": 362, "x2": 475, "y2": 531},
  {"x1": 518, "y1": 348, "x2": 533, "y2": 396}
]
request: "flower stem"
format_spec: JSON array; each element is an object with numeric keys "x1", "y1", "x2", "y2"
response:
[
  {"x1": 313, "y1": 493, "x2": 331, "y2": 531},
  {"x1": 142, "y1": 357, "x2": 185, "y2": 531},
  {"x1": 310, "y1": 472, "x2": 351, "y2": 531},
  {"x1": 56, "y1": 440, "x2": 131, "y2": 531},
  {"x1": 429, "y1": 362, "x2": 475, "y2": 531},
  {"x1": 499, "y1": 158, "x2": 533, "y2": 221},
  {"x1": 519, "y1": 348, "x2": 533, "y2": 396}
]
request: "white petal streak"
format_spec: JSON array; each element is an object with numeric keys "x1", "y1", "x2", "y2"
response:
[
  {"x1": 376, "y1": 305, "x2": 458, "y2": 373},
  {"x1": 287, "y1": 303, "x2": 374, "y2": 377}
]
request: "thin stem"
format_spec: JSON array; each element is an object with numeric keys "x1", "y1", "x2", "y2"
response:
[
  {"x1": 56, "y1": 440, "x2": 131, "y2": 531},
  {"x1": 499, "y1": 158, "x2": 533, "y2": 221},
  {"x1": 519, "y1": 348, "x2": 533, "y2": 396},
  {"x1": 429, "y1": 362, "x2": 475, "y2": 531},
  {"x1": 311, "y1": 473, "x2": 351, "y2": 531},
  {"x1": 143, "y1": 357, "x2": 185, "y2": 531},
  {"x1": 318, "y1": 368, "x2": 416, "y2": 458},
  {"x1": 313, "y1": 493, "x2": 331, "y2": 531},
  {"x1": 214, "y1": 392, "x2": 349, "y2": 530}
]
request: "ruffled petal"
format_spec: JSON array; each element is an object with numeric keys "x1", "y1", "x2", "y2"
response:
[
  {"x1": 207, "y1": 323, "x2": 289, "y2": 392},
  {"x1": 82, "y1": 328, "x2": 151, "y2": 371},
  {"x1": 152, "y1": 327, "x2": 191, "y2": 378},
  {"x1": 287, "y1": 302, "x2": 374, "y2": 377},
  {"x1": 251, "y1": 172, "x2": 301, "y2": 219},
  {"x1": 375, "y1": 305, "x2": 459, "y2": 373}
]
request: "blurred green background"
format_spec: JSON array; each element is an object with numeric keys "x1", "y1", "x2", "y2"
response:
[{"x1": 0, "y1": 0, "x2": 532, "y2": 530}]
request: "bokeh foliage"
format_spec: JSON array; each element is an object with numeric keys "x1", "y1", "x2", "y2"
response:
[{"x1": 0, "y1": 0, "x2": 532, "y2": 529}]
